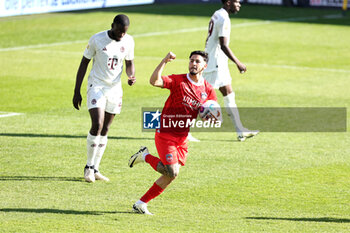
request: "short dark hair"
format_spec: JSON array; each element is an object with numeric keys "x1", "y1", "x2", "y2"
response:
[
  {"x1": 189, "y1": 50, "x2": 208, "y2": 63},
  {"x1": 222, "y1": 0, "x2": 229, "y2": 3},
  {"x1": 113, "y1": 14, "x2": 130, "y2": 27}
]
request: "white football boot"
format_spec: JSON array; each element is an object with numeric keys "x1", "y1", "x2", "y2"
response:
[
  {"x1": 94, "y1": 170, "x2": 109, "y2": 182},
  {"x1": 84, "y1": 166, "x2": 95, "y2": 183},
  {"x1": 237, "y1": 129, "x2": 259, "y2": 142},
  {"x1": 128, "y1": 146, "x2": 149, "y2": 168},
  {"x1": 133, "y1": 202, "x2": 153, "y2": 215},
  {"x1": 187, "y1": 133, "x2": 200, "y2": 142}
]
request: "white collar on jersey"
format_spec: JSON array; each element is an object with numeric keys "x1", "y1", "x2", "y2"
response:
[
  {"x1": 219, "y1": 8, "x2": 229, "y2": 17},
  {"x1": 187, "y1": 73, "x2": 204, "y2": 86},
  {"x1": 105, "y1": 30, "x2": 128, "y2": 42}
]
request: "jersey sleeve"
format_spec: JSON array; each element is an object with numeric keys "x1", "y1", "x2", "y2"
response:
[
  {"x1": 161, "y1": 74, "x2": 176, "y2": 90},
  {"x1": 217, "y1": 17, "x2": 230, "y2": 38},
  {"x1": 206, "y1": 82, "x2": 217, "y2": 101},
  {"x1": 83, "y1": 35, "x2": 96, "y2": 59},
  {"x1": 125, "y1": 36, "x2": 135, "y2": 60}
]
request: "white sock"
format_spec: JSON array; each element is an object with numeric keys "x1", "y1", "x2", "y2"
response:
[
  {"x1": 86, "y1": 133, "x2": 100, "y2": 167},
  {"x1": 94, "y1": 135, "x2": 108, "y2": 171},
  {"x1": 142, "y1": 151, "x2": 150, "y2": 161},
  {"x1": 136, "y1": 200, "x2": 146, "y2": 205},
  {"x1": 223, "y1": 92, "x2": 244, "y2": 133}
]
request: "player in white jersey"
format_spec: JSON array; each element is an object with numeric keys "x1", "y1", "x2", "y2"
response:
[
  {"x1": 204, "y1": 0, "x2": 258, "y2": 142},
  {"x1": 73, "y1": 14, "x2": 136, "y2": 182}
]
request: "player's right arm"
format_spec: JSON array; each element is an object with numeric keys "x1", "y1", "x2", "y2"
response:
[
  {"x1": 149, "y1": 52, "x2": 176, "y2": 88},
  {"x1": 73, "y1": 36, "x2": 96, "y2": 110},
  {"x1": 73, "y1": 56, "x2": 91, "y2": 110}
]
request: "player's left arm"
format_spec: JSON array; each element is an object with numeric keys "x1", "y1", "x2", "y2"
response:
[
  {"x1": 125, "y1": 59, "x2": 136, "y2": 86},
  {"x1": 219, "y1": 37, "x2": 246, "y2": 73},
  {"x1": 125, "y1": 36, "x2": 136, "y2": 86}
]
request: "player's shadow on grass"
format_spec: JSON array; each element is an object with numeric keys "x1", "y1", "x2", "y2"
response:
[
  {"x1": 246, "y1": 217, "x2": 350, "y2": 223},
  {"x1": 0, "y1": 133, "x2": 153, "y2": 140},
  {"x1": 0, "y1": 208, "x2": 134, "y2": 215},
  {"x1": 0, "y1": 176, "x2": 84, "y2": 182}
]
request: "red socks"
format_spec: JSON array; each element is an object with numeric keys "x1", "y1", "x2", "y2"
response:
[
  {"x1": 145, "y1": 154, "x2": 161, "y2": 171},
  {"x1": 140, "y1": 155, "x2": 165, "y2": 203},
  {"x1": 140, "y1": 182, "x2": 164, "y2": 203}
]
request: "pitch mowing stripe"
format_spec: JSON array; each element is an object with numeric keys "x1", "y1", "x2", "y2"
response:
[
  {"x1": 0, "y1": 40, "x2": 87, "y2": 52},
  {"x1": 7, "y1": 48, "x2": 350, "y2": 74},
  {"x1": 246, "y1": 62, "x2": 350, "y2": 74},
  {"x1": 0, "y1": 112, "x2": 23, "y2": 118},
  {"x1": 133, "y1": 56, "x2": 350, "y2": 74},
  {"x1": 0, "y1": 14, "x2": 341, "y2": 52},
  {"x1": 3, "y1": 47, "x2": 349, "y2": 74}
]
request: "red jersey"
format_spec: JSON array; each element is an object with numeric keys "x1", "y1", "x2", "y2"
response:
[{"x1": 160, "y1": 73, "x2": 217, "y2": 136}]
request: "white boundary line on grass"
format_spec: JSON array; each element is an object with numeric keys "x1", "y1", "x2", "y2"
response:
[
  {"x1": 0, "y1": 14, "x2": 342, "y2": 52},
  {"x1": 0, "y1": 112, "x2": 23, "y2": 118}
]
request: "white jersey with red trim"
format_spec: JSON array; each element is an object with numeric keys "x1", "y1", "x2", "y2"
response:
[
  {"x1": 205, "y1": 8, "x2": 231, "y2": 73},
  {"x1": 83, "y1": 30, "x2": 134, "y2": 88}
]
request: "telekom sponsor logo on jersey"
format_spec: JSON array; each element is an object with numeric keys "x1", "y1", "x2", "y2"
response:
[{"x1": 107, "y1": 57, "x2": 118, "y2": 70}]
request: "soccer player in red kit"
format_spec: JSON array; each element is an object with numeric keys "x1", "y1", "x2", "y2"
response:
[{"x1": 128, "y1": 51, "x2": 217, "y2": 215}]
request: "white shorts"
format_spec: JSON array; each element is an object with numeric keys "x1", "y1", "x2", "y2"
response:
[
  {"x1": 203, "y1": 68, "x2": 232, "y2": 89},
  {"x1": 87, "y1": 84, "x2": 123, "y2": 114}
]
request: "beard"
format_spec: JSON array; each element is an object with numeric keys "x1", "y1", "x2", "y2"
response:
[{"x1": 190, "y1": 67, "x2": 203, "y2": 75}]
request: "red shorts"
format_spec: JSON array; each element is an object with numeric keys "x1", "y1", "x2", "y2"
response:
[{"x1": 155, "y1": 131, "x2": 188, "y2": 166}]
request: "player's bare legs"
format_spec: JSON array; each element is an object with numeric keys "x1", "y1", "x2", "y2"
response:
[
  {"x1": 89, "y1": 108, "x2": 105, "y2": 135},
  {"x1": 88, "y1": 105, "x2": 116, "y2": 136},
  {"x1": 100, "y1": 112, "x2": 115, "y2": 136},
  {"x1": 218, "y1": 84, "x2": 233, "y2": 96},
  {"x1": 156, "y1": 164, "x2": 179, "y2": 182},
  {"x1": 219, "y1": 84, "x2": 259, "y2": 141},
  {"x1": 155, "y1": 164, "x2": 179, "y2": 189}
]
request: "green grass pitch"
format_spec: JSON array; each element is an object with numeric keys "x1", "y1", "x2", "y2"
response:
[{"x1": 0, "y1": 3, "x2": 350, "y2": 232}]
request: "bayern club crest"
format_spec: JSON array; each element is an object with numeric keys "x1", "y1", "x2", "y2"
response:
[
  {"x1": 91, "y1": 99, "x2": 97, "y2": 105},
  {"x1": 201, "y1": 92, "x2": 208, "y2": 101},
  {"x1": 120, "y1": 46, "x2": 125, "y2": 53}
]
